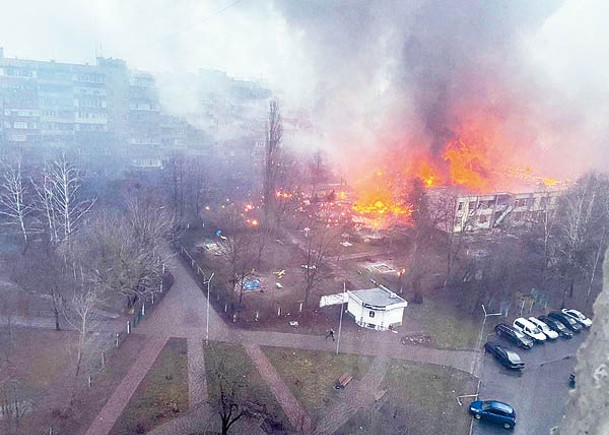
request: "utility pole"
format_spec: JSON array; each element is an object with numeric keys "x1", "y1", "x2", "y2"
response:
[
  {"x1": 475, "y1": 304, "x2": 502, "y2": 376},
  {"x1": 205, "y1": 273, "x2": 214, "y2": 346},
  {"x1": 336, "y1": 281, "x2": 346, "y2": 355}
]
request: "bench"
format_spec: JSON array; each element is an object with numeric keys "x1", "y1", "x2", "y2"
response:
[{"x1": 335, "y1": 373, "x2": 353, "y2": 390}]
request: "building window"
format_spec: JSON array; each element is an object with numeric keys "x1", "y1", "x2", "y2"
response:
[
  {"x1": 457, "y1": 202, "x2": 464, "y2": 211},
  {"x1": 368, "y1": 310, "x2": 375, "y2": 318}
]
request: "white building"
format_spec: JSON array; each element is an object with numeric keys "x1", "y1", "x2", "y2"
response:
[{"x1": 346, "y1": 287, "x2": 408, "y2": 331}]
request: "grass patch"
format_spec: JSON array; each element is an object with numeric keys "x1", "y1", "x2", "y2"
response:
[
  {"x1": 340, "y1": 361, "x2": 476, "y2": 435},
  {"x1": 205, "y1": 341, "x2": 291, "y2": 433},
  {"x1": 262, "y1": 347, "x2": 374, "y2": 420},
  {"x1": 110, "y1": 337, "x2": 188, "y2": 435},
  {"x1": 59, "y1": 333, "x2": 148, "y2": 434},
  {"x1": 407, "y1": 298, "x2": 480, "y2": 349}
]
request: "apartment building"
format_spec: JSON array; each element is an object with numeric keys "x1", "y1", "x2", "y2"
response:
[{"x1": 453, "y1": 190, "x2": 561, "y2": 233}]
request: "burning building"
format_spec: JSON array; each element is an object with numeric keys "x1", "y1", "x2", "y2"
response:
[{"x1": 453, "y1": 190, "x2": 561, "y2": 233}]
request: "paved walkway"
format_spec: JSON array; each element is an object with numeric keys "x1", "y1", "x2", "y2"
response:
[
  {"x1": 313, "y1": 357, "x2": 389, "y2": 435},
  {"x1": 79, "y1": 248, "x2": 477, "y2": 435},
  {"x1": 85, "y1": 335, "x2": 168, "y2": 435},
  {"x1": 245, "y1": 343, "x2": 312, "y2": 432}
]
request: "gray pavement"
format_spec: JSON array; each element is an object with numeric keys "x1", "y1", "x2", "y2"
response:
[
  {"x1": 472, "y1": 331, "x2": 586, "y2": 435},
  {"x1": 25, "y1": 246, "x2": 477, "y2": 435}
]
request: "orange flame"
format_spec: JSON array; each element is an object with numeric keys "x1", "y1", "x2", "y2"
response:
[{"x1": 348, "y1": 121, "x2": 562, "y2": 229}]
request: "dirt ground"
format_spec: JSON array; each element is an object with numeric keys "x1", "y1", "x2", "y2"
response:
[
  {"x1": 0, "y1": 324, "x2": 148, "y2": 435},
  {"x1": 0, "y1": 328, "x2": 77, "y2": 435}
]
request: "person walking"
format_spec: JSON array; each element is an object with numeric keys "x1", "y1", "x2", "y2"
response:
[{"x1": 325, "y1": 328, "x2": 335, "y2": 341}]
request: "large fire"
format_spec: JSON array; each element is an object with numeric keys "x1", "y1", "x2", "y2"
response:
[
  {"x1": 350, "y1": 127, "x2": 563, "y2": 229},
  {"x1": 352, "y1": 169, "x2": 414, "y2": 228}
]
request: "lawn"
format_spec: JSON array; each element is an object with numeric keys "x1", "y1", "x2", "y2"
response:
[
  {"x1": 406, "y1": 298, "x2": 481, "y2": 350},
  {"x1": 204, "y1": 341, "x2": 291, "y2": 433},
  {"x1": 339, "y1": 360, "x2": 476, "y2": 435},
  {"x1": 110, "y1": 337, "x2": 189, "y2": 435},
  {"x1": 262, "y1": 347, "x2": 374, "y2": 420}
]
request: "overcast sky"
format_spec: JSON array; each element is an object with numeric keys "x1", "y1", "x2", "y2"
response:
[
  {"x1": 0, "y1": 0, "x2": 313, "y2": 102},
  {"x1": 0, "y1": 0, "x2": 607, "y2": 177},
  {"x1": 0, "y1": 0, "x2": 605, "y2": 106}
]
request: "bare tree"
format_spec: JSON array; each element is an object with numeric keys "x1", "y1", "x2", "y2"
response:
[
  {"x1": 33, "y1": 155, "x2": 96, "y2": 244},
  {"x1": 301, "y1": 224, "x2": 334, "y2": 306},
  {"x1": 307, "y1": 149, "x2": 329, "y2": 197},
  {"x1": 263, "y1": 100, "x2": 283, "y2": 225},
  {"x1": 63, "y1": 284, "x2": 100, "y2": 383},
  {"x1": 0, "y1": 156, "x2": 33, "y2": 249},
  {"x1": 32, "y1": 163, "x2": 58, "y2": 243},
  {"x1": 554, "y1": 172, "x2": 609, "y2": 305},
  {"x1": 167, "y1": 151, "x2": 186, "y2": 222},
  {"x1": 76, "y1": 210, "x2": 169, "y2": 310},
  {"x1": 207, "y1": 352, "x2": 268, "y2": 435},
  {"x1": 0, "y1": 379, "x2": 31, "y2": 433},
  {"x1": 216, "y1": 230, "x2": 257, "y2": 305},
  {"x1": 124, "y1": 195, "x2": 175, "y2": 248},
  {"x1": 9, "y1": 247, "x2": 68, "y2": 330},
  {"x1": 402, "y1": 178, "x2": 435, "y2": 302}
]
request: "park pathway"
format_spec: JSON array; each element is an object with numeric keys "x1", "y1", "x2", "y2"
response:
[
  {"x1": 245, "y1": 343, "x2": 312, "y2": 432},
  {"x1": 84, "y1": 335, "x2": 168, "y2": 435},
  {"x1": 82, "y1": 249, "x2": 476, "y2": 435},
  {"x1": 312, "y1": 357, "x2": 389, "y2": 435}
]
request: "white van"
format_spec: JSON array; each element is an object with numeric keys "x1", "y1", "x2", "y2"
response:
[{"x1": 513, "y1": 317, "x2": 547, "y2": 343}]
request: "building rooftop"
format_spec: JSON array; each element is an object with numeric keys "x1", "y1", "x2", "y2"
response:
[{"x1": 348, "y1": 287, "x2": 408, "y2": 309}]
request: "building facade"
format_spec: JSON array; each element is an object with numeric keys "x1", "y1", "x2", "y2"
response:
[
  {"x1": 453, "y1": 190, "x2": 561, "y2": 233},
  {"x1": 346, "y1": 287, "x2": 408, "y2": 331},
  {"x1": 0, "y1": 48, "x2": 211, "y2": 159}
]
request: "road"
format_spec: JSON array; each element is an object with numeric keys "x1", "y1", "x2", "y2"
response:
[{"x1": 473, "y1": 330, "x2": 587, "y2": 434}]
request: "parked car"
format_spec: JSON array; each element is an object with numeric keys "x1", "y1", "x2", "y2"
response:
[
  {"x1": 528, "y1": 317, "x2": 559, "y2": 340},
  {"x1": 538, "y1": 315, "x2": 574, "y2": 339},
  {"x1": 513, "y1": 317, "x2": 547, "y2": 343},
  {"x1": 562, "y1": 308, "x2": 592, "y2": 328},
  {"x1": 548, "y1": 311, "x2": 583, "y2": 333},
  {"x1": 495, "y1": 323, "x2": 534, "y2": 349},
  {"x1": 484, "y1": 342, "x2": 525, "y2": 369},
  {"x1": 469, "y1": 400, "x2": 517, "y2": 430}
]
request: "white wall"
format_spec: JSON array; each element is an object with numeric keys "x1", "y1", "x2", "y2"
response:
[{"x1": 347, "y1": 296, "x2": 405, "y2": 330}]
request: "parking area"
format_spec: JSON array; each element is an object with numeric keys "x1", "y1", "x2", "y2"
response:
[{"x1": 472, "y1": 328, "x2": 587, "y2": 434}]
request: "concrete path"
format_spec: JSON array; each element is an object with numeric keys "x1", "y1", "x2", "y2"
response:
[
  {"x1": 313, "y1": 357, "x2": 389, "y2": 435},
  {"x1": 245, "y1": 343, "x2": 312, "y2": 432},
  {"x1": 85, "y1": 335, "x2": 168, "y2": 435},
  {"x1": 81, "y1": 248, "x2": 477, "y2": 435}
]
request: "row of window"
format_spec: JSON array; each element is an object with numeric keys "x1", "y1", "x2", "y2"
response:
[
  {"x1": 76, "y1": 111, "x2": 107, "y2": 119},
  {"x1": 4, "y1": 109, "x2": 39, "y2": 117},
  {"x1": 41, "y1": 109, "x2": 74, "y2": 118},
  {"x1": 458, "y1": 196, "x2": 556, "y2": 212},
  {"x1": 471, "y1": 210, "x2": 551, "y2": 225},
  {"x1": 4, "y1": 121, "x2": 37, "y2": 129},
  {"x1": 77, "y1": 99, "x2": 106, "y2": 108}
]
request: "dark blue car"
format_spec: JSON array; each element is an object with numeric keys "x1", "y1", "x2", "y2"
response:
[{"x1": 469, "y1": 400, "x2": 517, "y2": 430}]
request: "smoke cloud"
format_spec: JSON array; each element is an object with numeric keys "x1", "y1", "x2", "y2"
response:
[
  {"x1": 275, "y1": 0, "x2": 608, "y2": 186},
  {"x1": 0, "y1": 0, "x2": 606, "y2": 186}
]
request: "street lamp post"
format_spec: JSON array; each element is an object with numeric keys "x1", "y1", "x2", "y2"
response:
[
  {"x1": 205, "y1": 272, "x2": 215, "y2": 346},
  {"x1": 336, "y1": 281, "x2": 346, "y2": 355},
  {"x1": 475, "y1": 304, "x2": 502, "y2": 376}
]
